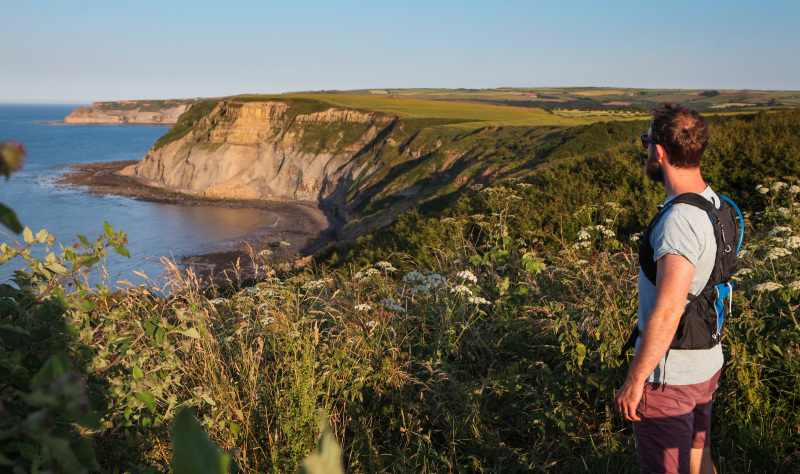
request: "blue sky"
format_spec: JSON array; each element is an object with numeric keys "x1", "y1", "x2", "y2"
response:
[{"x1": 2, "y1": 0, "x2": 798, "y2": 103}]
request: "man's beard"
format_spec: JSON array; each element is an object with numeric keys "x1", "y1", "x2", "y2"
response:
[{"x1": 645, "y1": 154, "x2": 664, "y2": 183}]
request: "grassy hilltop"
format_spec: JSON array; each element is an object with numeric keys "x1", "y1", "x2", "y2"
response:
[{"x1": 2, "y1": 92, "x2": 800, "y2": 472}]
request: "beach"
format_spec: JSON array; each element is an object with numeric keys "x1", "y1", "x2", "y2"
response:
[{"x1": 57, "y1": 160, "x2": 342, "y2": 282}]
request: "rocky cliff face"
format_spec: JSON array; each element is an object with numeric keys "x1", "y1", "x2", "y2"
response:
[
  {"x1": 63, "y1": 100, "x2": 196, "y2": 124},
  {"x1": 121, "y1": 100, "x2": 399, "y2": 220}
]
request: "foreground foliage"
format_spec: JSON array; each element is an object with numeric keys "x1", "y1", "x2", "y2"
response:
[{"x1": 1, "y1": 108, "x2": 799, "y2": 472}]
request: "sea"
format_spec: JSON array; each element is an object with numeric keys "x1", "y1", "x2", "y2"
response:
[{"x1": 0, "y1": 104, "x2": 280, "y2": 287}]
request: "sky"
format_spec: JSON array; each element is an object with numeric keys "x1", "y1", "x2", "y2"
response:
[{"x1": 1, "y1": 0, "x2": 798, "y2": 104}]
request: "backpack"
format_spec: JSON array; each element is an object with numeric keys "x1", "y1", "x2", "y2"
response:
[{"x1": 619, "y1": 193, "x2": 744, "y2": 359}]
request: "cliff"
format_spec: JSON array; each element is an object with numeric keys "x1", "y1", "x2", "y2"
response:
[
  {"x1": 120, "y1": 96, "x2": 595, "y2": 237},
  {"x1": 63, "y1": 99, "x2": 204, "y2": 125}
]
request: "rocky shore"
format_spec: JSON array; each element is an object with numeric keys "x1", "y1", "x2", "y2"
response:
[{"x1": 57, "y1": 161, "x2": 342, "y2": 283}]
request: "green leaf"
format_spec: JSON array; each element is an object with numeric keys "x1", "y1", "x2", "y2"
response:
[
  {"x1": 70, "y1": 436, "x2": 100, "y2": 470},
  {"x1": 115, "y1": 245, "x2": 131, "y2": 258},
  {"x1": 31, "y1": 352, "x2": 72, "y2": 390},
  {"x1": 0, "y1": 452, "x2": 13, "y2": 466},
  {"x1": 77, "y1": 235, "x2": 91, "y2": 246},
  {"x1": 132, "y1": 365, "x2": 144, "y2": 380},
  {"x1": 179, "y1": 328, "x2": 201, "y2": 339},
  {"x1": 297, "y1": 414, "x2": 344, "y2": 474},
  {"x1": 103, "y1": 221, "x2": 113, "y2": 237},
  {"x1": 0, "y1": 203, "x2": 23, "y2": 233},
  {"x1": 23, "y1": 227, "x2": 34, "y2": 244},
  {"x1": 136, "y1": 391, "x2": 157, "y2": 413},
  {"x1": 172, "y1": 407, "x2": 231, "y2": 474},
  {"x1": 36, "y1": 229, "x2": 48, "y2": 243}
]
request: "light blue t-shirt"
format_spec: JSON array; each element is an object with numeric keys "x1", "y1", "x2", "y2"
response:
[{"x1": 636, "y1": 186, "x2": 725, "y2": 385}]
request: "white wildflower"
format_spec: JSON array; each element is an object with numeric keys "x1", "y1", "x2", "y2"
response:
[
  {"x1": 456, "y1": 270, "x2": 478, "y2": 283},
  {"x1": 365, "y1": 268, "x2": 381, "y2": 277},
  {"x1": 738, "y1": 249, "x2": 751, "y2": 258},
  {"x1": 366, "y1": 320, "x2": 378, "y2": 328},
  {"x1": 594, "y1": 225, "x2": 606, "y2": 231},
  {"x1": 258, "y1": 249, "x2": 273, "y2": 257},
  {"x1": 630, "y1": 233, "x2": 642, "y2": 242},
  {"x1": 777, "y1": 208, "x2": 791, "y2": 217},
  {"x1": 604, "y1": 219, "x2": 614, "y2": 224},
  {"x1": 469, "y1": 214, "x2": 485, "y2": 220},
  {"x1": 790, "y1": 185, "x2": 800, "y2": 194},
  {"x1": 468, "y1": 296, "x2": 491, "y2": 305},
  {"x1": 602, "y1": 229, "x2": 616, "y2": 238},
  {"x1": 480, "y1": 187, "x2": 496, "y2": 193},
  {"x1": 403, "y1": 271, "x2": 425, "y2": 282},
  {"x1": 302, "y1": 278, "x2": 332, "y2": 290},
  {"x1": 577, "y1": 229, "x2": 591, "y2": 241},
  {"x1": 374, "y1": 261, "x2": 396, "y2": 271},
  {"x1": 354, "y1": 271, "x2": 365, "y2": 280},
  {"x1": 768, "y1": 226, "x2": 792, "y2": 236},
  {"x1": 441, "y1": 217, "x2": 457, "y2": 223},
  {"x1": 411, "y1": 284, "x2": 431, "y2": 295},
  {"x1": 572, "y1": 241, "x2": 592, "y2": 249},
  {"x1": 788, "y1": 280, "x2": 800, "y2": 292},
  {"x1": 260, "y1": 316, "x2": 275, "y2": 325},
  {"x1": 756, "y1": 185, "x2": 769, "y2": 195},
  {"x1": 783, "y1": 236, "x2": 800, "y2": 249},
  {"x1": 731, "y1": 268, "x2": 753, "y2": 280},
  {"x1": 450, "y1": 285, "x2": 473, "y2": 296},
  {"x1": 517, "y1": 183, "x2": 533, "y2": 188},
  {"x1": 378, "y1": 298, "x2": 397, "y2": 306},
  {"x1": 354, "y1": 304, "x2": 372, "y2": 311},
  {"x1": 243, "y1": 286, "x2": 260, "y2": 294},
  {"x1": 764, "y1": 247, "x2": 792, "y2": 261},
  {"x1": 425, "y1": 274, "x2": 449, "y2": 288},
  {"x1": 287, "y1": 330, "x2": 300, "y2": 339},
  {"x1": 278, "y1": 241, "x2": 291, "y2": 247},
  {"x1": 770, "y1": 181, "x2": 788, "y2": 191},
  {"x1": 753, "y1": 282, "x2": 783, "y2": 292},
  {"x1": 209, "y1": 297, "x2": 228, "y2": 305}
]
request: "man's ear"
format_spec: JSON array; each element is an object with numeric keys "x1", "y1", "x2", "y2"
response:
[{"x1": 655, "y1": 144, "x2": 668, "y2": 163}]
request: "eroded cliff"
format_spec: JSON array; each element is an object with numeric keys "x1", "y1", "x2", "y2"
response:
[
  {"x1": 63, "y1": 99, "x2": 203, "y2": 124},
  {"x1": 121, "y1": 97, "x2": 569, "y2": 237}
]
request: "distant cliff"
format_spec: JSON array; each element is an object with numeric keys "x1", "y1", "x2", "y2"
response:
[{"x1": 63, "y1": 99, "x2": 205, "y2": 124}]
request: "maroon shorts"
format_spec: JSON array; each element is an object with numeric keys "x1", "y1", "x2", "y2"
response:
[{"x1": 632, "y1": 369, "x2": 721, "y2": 474}]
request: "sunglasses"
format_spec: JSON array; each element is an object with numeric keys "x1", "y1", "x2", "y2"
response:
[{"x1": 640, "y1": 134, "x2": 659, "y2": 148}]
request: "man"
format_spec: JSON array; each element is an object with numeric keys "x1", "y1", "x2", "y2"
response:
[{"x1": 615, "y1": 102, "x2": 722, "y2": 474}]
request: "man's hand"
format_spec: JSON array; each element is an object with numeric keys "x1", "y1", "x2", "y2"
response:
[{"x1": 615, "y1": 377, "x2": 644, "y2": 421}]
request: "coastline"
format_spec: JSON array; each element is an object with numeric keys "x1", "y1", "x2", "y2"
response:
[{"x1": 56, "y1": 161, "x2": 342, "y2": 283}]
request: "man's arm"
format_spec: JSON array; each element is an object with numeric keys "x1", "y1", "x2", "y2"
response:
[{"x1": 615, "y1": 253, "x2": 696, "y2": 420}]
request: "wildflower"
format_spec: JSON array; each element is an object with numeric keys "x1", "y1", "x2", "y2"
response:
[
  {"x1": 469, "y1": 214, "x2": 485, "y2": 220},
  {"x1": 441, "y1": 217, "x2": 457, "y2": 223},
  {"x1": 517, "y1": 183, "x2": 533, "y2": 188},
  {"x1": 731, "y1": 268, "x2": 753, "y2": 280},
  {"x1": 770, "y1": 181, "x2": 788, "y2": 192},
  {"x1": 403, "y1": 271, "x2": 425, "y2": 282},
  {"x1": 374, "y1": 261, "x2": 394, "y2": 270},
  {"x1": 378, "y1": 298, "x2": 397, "y2": 306},
  {"x1": 353, "y1": 271, "x2": 365, "y2": 280},
  {"x1": 410, "y1": 284, "x2": 431, "y2": 295},
  {"x1": 456, "y1": 270, "x2": 478, "y2": 283},
  {"x1": 480, "y1": 187, "x2": 496, "y2": 193},
  {"x1": 354, "y1": 304, "x2": 372, "y2": 311},
  {"x1": 258, "y1": 249, "x2": 273, "y2": 257},
  {"x1": 366, "y1": 320, "x2": 378, "y2": 328},
  {"x1": 756, "y1": 185, "x2": 769, "y2": 194},
  {"x1": 764, "y1": 247, "x2": 792, "y2": 261},
  {"x1": 243, "y1": 286, "x2": 260, "y2": 294},
  {"x1": 768, "y1": 226, "x2": 792, "y2": 236},
  {"x1": 302, "y1": 278, "x2": 332, "y2": 290},
  {"x1": 604, "y1": 219, "x2": 614, "y2": 224},
  {"x1": 425, "y1": 274, "x2": 448, "y2": 288},
  {"x1": 209, "y1": 297, "x2": 228, "y2": 305},
  {"x1": 260, "y1": 316, "x2": 275, "y2": 325},
  {"x1": 777, "y1": 208, "x2": 791, "y2": 217},
  {"x1": 577, "y1": 229, "x2": 591, "y2": 241},
  {"x1": 738, "y1": 249, "x2": 751, "y2": 257},
  {"x1": 753, "y1": 282, "x2": 783, "y2": 292},
  {"x1": 468, "y1": 296, "x2": 491, "y2": 305},
  {"x1": 572, "y1": 241, "x2": 592, "y2": 249},
  {"x1": 278, "y1": 241, "x2": 291, "y2": 247},
  {"x1": 630, "y1": 233, "x2": 642, "y2": 242},
  {"x1": 287, "y1": 330, "x2": 300, "y2": 339},
  {"x1": 790, "y1": 185, "x2": 800, "y2": 194},
  {"x1": 783, "y1": 236, "x2": 800, "y2": 249},
  {"x1": 788, "y1": 280, "x2": 800, "y2": 291},
  {"x1": 365, "y1": 268, "x2": 381, "y2": 277},
  {"x1": 450, "y1": 284, "x2": 472, "y2": 296},
  {"x1": 602, "y1": 229, "x2": 616, "y2": 238}
]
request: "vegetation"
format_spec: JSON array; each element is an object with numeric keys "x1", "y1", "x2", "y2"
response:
[{"x1": 2, "y1": 101, "x2": 800, "y2": 471}]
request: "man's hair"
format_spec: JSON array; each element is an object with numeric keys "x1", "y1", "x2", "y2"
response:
[{"x1": 650, "y1": 102, "x2": 709, "y2": 168}]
